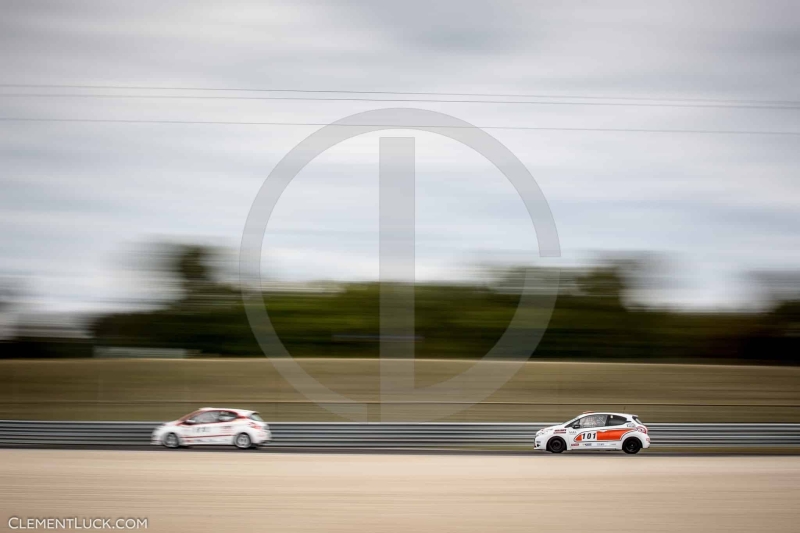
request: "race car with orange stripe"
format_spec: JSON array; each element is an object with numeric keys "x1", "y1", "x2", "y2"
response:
[
  {"x1": 534, "y1": 412, "x2": 650, "y2": 454},
  {"x1": 151, "y1": 407, "x2": 271, "y2": 449}
]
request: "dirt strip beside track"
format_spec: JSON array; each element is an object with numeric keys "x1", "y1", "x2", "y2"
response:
[{"x1": 1, "y1": 450, "x2": 799, "y2": 532}]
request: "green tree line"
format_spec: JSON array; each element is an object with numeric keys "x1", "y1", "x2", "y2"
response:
[{"x1": 3, "y1": 244, "x2": 799, "y2": 364}]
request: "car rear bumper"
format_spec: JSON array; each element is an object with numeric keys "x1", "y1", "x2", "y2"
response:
[{"x1": 254, "y1": 431, "x2": 272, "y2": 446}]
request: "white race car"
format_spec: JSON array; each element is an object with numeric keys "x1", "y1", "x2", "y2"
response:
[
  {"x1": 534, "y1": 412, "x2": 650, "y2": 454},
  {"x1": 151, "y1": 407, "x2": 271, "y2": 449}
]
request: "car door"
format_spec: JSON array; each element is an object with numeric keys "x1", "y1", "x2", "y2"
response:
[
  {"x1": 185, "y1": 410, "x2": 220, "y2": 444},
  {"x1": 572, "y1": 414, "x2": 609, "y2": 449}
]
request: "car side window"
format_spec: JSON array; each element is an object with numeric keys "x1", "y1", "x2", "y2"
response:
[
  {"x1": 218, "y1": 411, "x2": 236, "y2": 423},
  {"x1": 193, "y1": 411, "x2": 219, "y2": 424},
  {"x1": 607, "y1": 415, "x2": 628, "y2": 426},
  {"x1": 579, "y1": 414, "x2": 608, "y2": 428}
]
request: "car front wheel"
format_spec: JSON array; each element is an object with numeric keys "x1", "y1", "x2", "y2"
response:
[
  {"x1": 234, "y1": 432, "x2": 252, "y2": 449},
  {"x1": 163, "y1": 432, "x2": 180, "y2": 449},
  {"x1": 547, "y1": 437, "x2": 566, "y2": 454},
  {"x1": 622, "y1": 437, "x2": 642, "y2": 454}
]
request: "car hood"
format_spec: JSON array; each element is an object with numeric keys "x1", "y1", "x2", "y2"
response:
[{"x1": 538, "y1": 424, "x2": 565, "y2": 433}]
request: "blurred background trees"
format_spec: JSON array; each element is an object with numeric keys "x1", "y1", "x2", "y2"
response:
[{"x1": 1, "y1": 242, "x2": 798, "y2": 364}]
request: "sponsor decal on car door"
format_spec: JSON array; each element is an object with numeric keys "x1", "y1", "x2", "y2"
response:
[
  {"x1": 184, "y1": 411, "x2": 222, "y2": 444},
  {"x1": 193, "y1": 423, "x2": 209, "y2": 443},
  {"x1": 574, "y1": 430, "x2": 599, "y2": 447},
  {"x1": 575, "y1": 428, "x2": 632, "y2": 448},
  {"x1": 190, "y1": 419, "x2": 215, "y2": 444},
  {"x1": 204, "y1": 412, "x2": 239, "y2": 444}
]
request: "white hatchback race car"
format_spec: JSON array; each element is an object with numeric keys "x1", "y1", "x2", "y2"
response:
[
  {"x1": 151, "y1": 407, "x2": 271, "y2": 449},
  {"x1": 534, "y1": 412, "x2": 650, "y2": 454}
]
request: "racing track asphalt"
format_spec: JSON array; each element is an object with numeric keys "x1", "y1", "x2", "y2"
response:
[{"x1": 1, "y1": 449, "x2": 799, "y2": 533}]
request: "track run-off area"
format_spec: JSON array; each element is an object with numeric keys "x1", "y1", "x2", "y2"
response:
[{"x1": 1, "y1": 449, "x2": 799, "y2": 533}]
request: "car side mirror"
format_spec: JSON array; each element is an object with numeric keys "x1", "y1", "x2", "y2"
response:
[
  {"x1": 571, "y1": 423, "x2": 580, "y2": 429},
  {"x1": 184, "y1": 419, "x2": 196, "y2": 425}
]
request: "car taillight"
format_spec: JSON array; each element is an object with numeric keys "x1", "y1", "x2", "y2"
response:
[
  {"x1": 249, "y1": 422, "x2": 259, "y2": 429},
  {"x1": 637, "y1": 426, "x2": 648, "y2": 434}
]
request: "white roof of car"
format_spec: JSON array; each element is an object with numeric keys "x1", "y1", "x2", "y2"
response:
[
  {"x1": 577, "y1": 412, "x2": 636, "y2": 418},
  {"x1": 198, "y1": 407, "x2": 255, "y2": 415}
]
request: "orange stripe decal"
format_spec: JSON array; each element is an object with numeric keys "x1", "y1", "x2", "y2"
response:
[{"x1": 575, "y1": 429, "x2": 635, "y2": 442}]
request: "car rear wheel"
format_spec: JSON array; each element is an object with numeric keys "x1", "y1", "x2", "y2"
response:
[
  {"x1": 234, "y1": 432, "x2": 252, "y2": 449},
  {"x1": 622, "y1": 437, "x2": 642, "y2": 454},
  {"x1": 163, "y1": 432, "x2": 180, "y2": 449},
  {"x1": 547, "y1": 437, "x2": 566, "y2": 454}
]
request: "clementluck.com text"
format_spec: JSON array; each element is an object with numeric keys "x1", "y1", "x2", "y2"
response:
[{"x1": 8, "y1": 517, "x2": 148, "y2": 530}]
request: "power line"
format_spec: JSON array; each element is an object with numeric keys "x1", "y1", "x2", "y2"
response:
[
  {"x1": 2, "y1": 83, "x2": 798, "y2": 107},
  {"x1": 1, "y1": 116, "x2": 798, "y2": 136},
  {"x1": 2, "y1": 92, "x2": 799, "y2": 110}
]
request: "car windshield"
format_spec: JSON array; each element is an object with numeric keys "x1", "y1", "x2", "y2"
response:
[
  {"x1": 181, "y1": 410, "x2": 202, "y2": 422},
  {"x1": 249, "y1": 413, "x2": 264, "y2": 422}
]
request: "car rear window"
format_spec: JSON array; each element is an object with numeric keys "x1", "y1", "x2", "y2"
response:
[
  {"x1": 218, "y1": 411, "x2": 237, "y2": 422},
  {"x1": 607, "y1": 415, "x2": 628, "y2": 426},
  {"x1": 249, "y1": 413, "x2": 264, "y2": 422},
  {"x1": 633, "y1": 416, "x2": 644, "y2": 424}
]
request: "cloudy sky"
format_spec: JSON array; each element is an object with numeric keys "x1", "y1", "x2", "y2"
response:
[{"x1": 1, "y1": 0, "x2": 799, "y2": 312}]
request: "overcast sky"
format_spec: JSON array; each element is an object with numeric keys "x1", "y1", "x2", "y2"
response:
[{"x1": 1, "y1": 0, "x2": 799, "y2": 312}]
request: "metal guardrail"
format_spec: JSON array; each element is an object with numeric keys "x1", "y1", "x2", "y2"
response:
[{"x1": 2, "y1": 420, "x2": 800, "y2": 448}]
